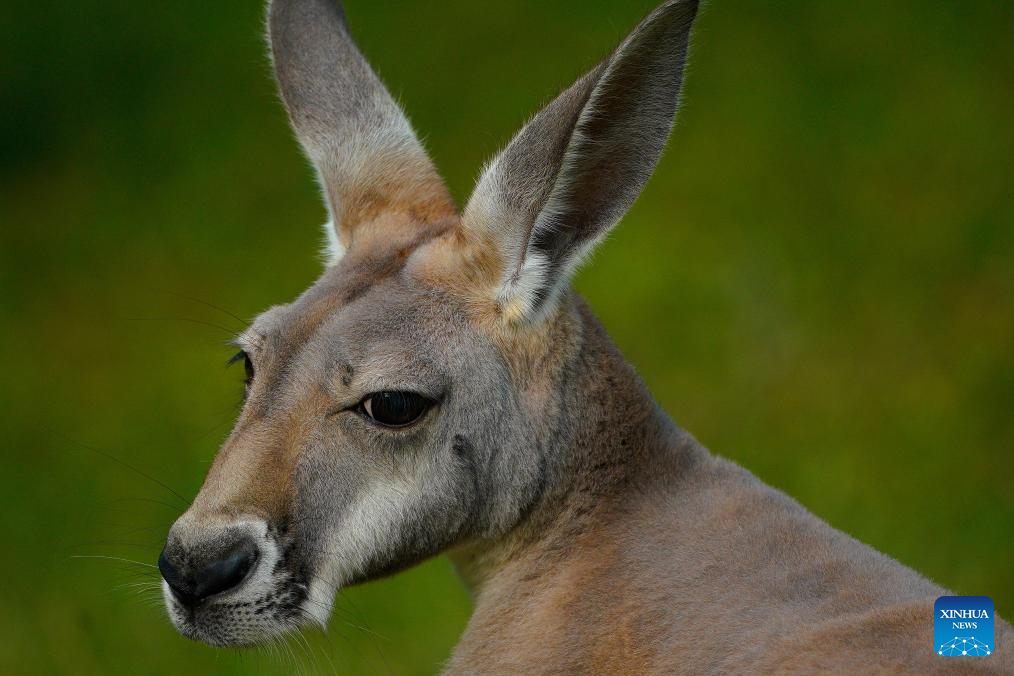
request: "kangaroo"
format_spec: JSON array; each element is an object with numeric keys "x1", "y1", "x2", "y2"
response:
[{"x1": 157, "y1": 0, "x2": 1011, "y2": 672}]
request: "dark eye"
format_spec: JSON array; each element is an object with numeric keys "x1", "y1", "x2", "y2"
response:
[
  {"x1": 359, "y1": 391, "x2": 431, "y2": 427},
  {"x1": 229, "y1": 350, "x2": 255, "y2": 387}
]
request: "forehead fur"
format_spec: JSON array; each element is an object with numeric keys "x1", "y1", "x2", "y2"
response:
[
  {"x1": 244, "y1": 207, "x2": 577, "y2": 403},
  {"x1": 406, "y1": 227, "x2": 512, "y2": 324},
  {"x1": 275, "y1": 214, "x2": 457, "y2": 338}
]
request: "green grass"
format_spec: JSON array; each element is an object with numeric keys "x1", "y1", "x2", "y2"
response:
[{"x1": 1, "y1": 1, "x2": 1011, "y2": 673}]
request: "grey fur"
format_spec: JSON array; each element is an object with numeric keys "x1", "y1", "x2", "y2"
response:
[
  {"x1": 159, "y1": 0, "x2": 1012, "y2": 671},
  {"x1": 270, "y1": 0, "x2": 454, "y2": 253},
  {"x1": 464, "y1": 0, "x2": 696, "y2": 319}
]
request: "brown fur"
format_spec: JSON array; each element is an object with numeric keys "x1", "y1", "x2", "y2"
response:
[
  {"x1": 188, "y1": 219, "x2": 454, "y2": 525},
  {"x1": 444, "y1": 303, "x2": 1013, "y2": 674},
  {"x1": 159, "y1": 1, "x2": 1012, "y2": 669}
]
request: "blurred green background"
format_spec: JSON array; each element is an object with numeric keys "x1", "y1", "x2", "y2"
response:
[{"x1": 2, "y1": 0, "x2": 1012, "y2": 673}]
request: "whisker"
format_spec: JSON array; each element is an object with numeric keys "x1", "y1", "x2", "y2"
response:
[
  {"x1": 66, "y1": 541, "x2": 162, "y2": 551},
  {"x1": 293, "y1": 610, "x2": 339, "y2": 676},
  {"x1": 164, "y1": 291, "x2": 251, "y2": 329},
  {"x1": 70, "y1": 554, "x2": 158, "y2": 568},
  {"x1": 45, "y1": 430, "x2": 189, "y2": 506},
  {"x1": 99, "y1": 496, "x2": 183, "y2": 512},
  {"x1": 122, "y1": 316, "x2": 238, "y2": 336},
  {"x1": 100, "y1": 522, "x2": 173, "y2": 539}
]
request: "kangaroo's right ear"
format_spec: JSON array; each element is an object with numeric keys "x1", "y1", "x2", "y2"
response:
[
  {"x1": 460, "y1": 0, "x2": 698, "y2": 323},
  {"x1": 269, "y1": 0, "x2": 455, "y2": 265}
]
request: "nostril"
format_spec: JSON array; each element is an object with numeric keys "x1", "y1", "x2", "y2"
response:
[
  {"x1": 158, "y1": 547, "x2": 197, "y2": 606},
  {"x1": 193, "y1": 540, "x2": 258, "y2": 601},
  {"x1": 158, "y1": 539, "x2": 258, "y2": 607}
]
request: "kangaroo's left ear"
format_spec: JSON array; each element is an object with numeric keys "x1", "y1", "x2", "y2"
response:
[
  {"x1": 461, "y1": 0, "x2": 698, "y2": 322},
  {"x1": 270, "y1": 0, "x2": 455, "y2": 265}
]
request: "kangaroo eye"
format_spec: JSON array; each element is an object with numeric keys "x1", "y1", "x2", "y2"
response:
[
  {"x1": 360, "y1": 392, "x2": 430, "y2": 427},
  {"x1": 228, "y1": 350, "x2": 255, "y2": 387}
]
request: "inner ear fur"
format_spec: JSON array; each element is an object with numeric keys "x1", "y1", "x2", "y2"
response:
[
  {"x1": 459, "y1": 0, "x2": 698, "y2": 323},
  {"x1": 269, "y1": 0, "x2": 456, "y2": 264}
]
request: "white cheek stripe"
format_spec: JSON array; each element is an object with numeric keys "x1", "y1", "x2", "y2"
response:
[
  {"x1": 304, "y1": 575, "x2": 334, "y2": 627},
  {"x1": 300, "y1": 478, "x2": 418, "y2": 624}
]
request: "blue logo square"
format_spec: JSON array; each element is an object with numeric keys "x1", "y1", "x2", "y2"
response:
[{"x1": 935, "y1": 596, "x2": 994, "y2": 657}]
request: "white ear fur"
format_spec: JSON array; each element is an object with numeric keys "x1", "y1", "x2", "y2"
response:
[
  {"x1": 270, "y1": 0, "x2": 454, "y2": 263},
  {"x1": 320, "y1": 219, "x2": 345, "y2": 267},
  {"x1": 498, "y1": 248, "x2": 554, "y2": 322},
  {"x1": 462, "y1": 0, "x2": 698, "y2": 323},
  {"x1": 492, "y1": 122, "x2": 607, "y2": 323}
]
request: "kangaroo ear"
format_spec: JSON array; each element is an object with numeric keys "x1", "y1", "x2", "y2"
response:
[
  {"x1": 269, "y1": 0, "x2": 455, "y2": 265},
  {"x1": 461, "y1": 0, "x2": 698, "y2": 322}
]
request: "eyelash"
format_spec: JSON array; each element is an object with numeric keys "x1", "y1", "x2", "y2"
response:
[{"x1": 228, "y1": 350, "x2": 255, "y2": 388}]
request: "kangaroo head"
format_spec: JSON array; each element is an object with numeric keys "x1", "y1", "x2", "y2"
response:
[{"x1": 159, "y1": 0, "x2": 697, "y2": 646}]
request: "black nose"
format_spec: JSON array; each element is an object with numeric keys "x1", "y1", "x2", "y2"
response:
[{"x1": 158, "y1": 538, "x2": 258, "y2": 607}]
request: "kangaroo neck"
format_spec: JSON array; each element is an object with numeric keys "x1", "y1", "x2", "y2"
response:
[{"x1": 450, "y1": 296, "x2": 703, "y2": 594}]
